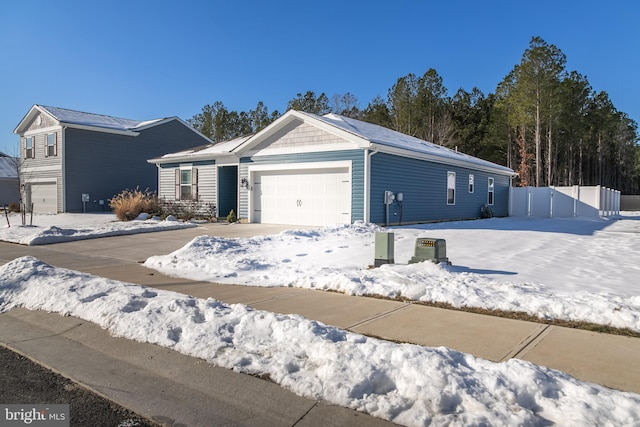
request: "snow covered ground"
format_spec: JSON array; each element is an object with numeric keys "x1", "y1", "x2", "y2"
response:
[
  {"x1": 1, "y1": 212, "x2": 640, "y2": 425},
  {"x1": 0, "y1": 256, "x2": 638, "y2": 426},
  {"x1": 144, "y1": 214, "x2": 640, "y2": 332},
  {"x1": 0, "y1": 212, "x2": 196, "y2": 245}
]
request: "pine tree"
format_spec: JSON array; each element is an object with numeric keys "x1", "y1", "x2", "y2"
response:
[{"x1": 286, "y1": 91, "x2": 330, "y2": 115}]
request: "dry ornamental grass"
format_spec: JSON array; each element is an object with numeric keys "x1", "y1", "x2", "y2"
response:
[{"x1": 109, "y1": 188, "x2": 158, "y2": 221}]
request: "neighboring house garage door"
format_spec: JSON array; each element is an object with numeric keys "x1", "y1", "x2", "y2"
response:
[
  {"x1": 28, "y1": 182, "x2": 58, "y2": 213},
  {"x1": 252, "y1": 166, "x2": 351, "y2": 226}
]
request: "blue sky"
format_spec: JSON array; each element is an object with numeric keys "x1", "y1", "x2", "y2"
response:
[{"x1": 1, "y1": 1, "x2": 638, "y2": 155}]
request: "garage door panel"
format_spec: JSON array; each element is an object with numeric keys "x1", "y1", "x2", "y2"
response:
[
  {"x1": 29, "y1": 182, "x2": 57, "y2": 213},
  {"x1": 252, "y1": 167, "x2": 351, "y2": 226}
]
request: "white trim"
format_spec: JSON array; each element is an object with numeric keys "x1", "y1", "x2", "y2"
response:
[
  {"x1": 244, "y1": 141, "x2": 362, "y2": 158},
  {"x1": 213, "y1": 156, "x2": 238, "y2": 167},
  {"x1": 20, "y1": 165, "x2": 62, "y2": 173},
  {"x1": 487, "y1": 177, "x2": 495, "y2": 206},
  {"x1": 26, "y1": 177, "x2": 58, "y2": 183},
  {"x1": 214, "y1": 165, "x2": 219, "y2": 216},
  {"x1": 247, "y1": 160, "x2": 352, "y2": 224},
  {"x1": 373, "y1": 143, "x2": 516, "y2": 177},
  {"x1": 148, "y1": 154, "x2": 209, "y2": 164},
  {"x1": 247, "y1": 160, "x2": 352, "y2": 173},
  {"x1": 235, "y1": 110, "x2": 369, "y2": 156},
  {"x1": 25, "y1": 179, "x2": 58, "y2": 213},
  {"x1": 364, "y1": 148, "x2": 377, "y2": 223},
  {"x1": 447, "y1": 171, "x2": 456, "y2": 205},
  {"x1": 63, "y1": 123, "x2": 139, "y2": 136},
  {"x1": 23, "y1": 125, "x2": 62, "y2": 136}
]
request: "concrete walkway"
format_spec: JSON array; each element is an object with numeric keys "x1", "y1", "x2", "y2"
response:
[{"x1": 1, "y1": 223, "x2": 639, "y2": 425}]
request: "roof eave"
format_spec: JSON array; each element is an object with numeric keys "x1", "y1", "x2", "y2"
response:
[
  {"x1": 63, "y1": 122, "x2": 139, "y2": 136},
  {"x1": 372, "y1": 143, "x2": 517, "y2": 176},
  {"x1": 233, "y1": 110, "x2": 370, "y2": 156},
  {"x1": 148, "y1": 152, "x2": 234, "y2": 164},
  {"x1": 134, "y1": 117, "x2": 214, "y2": 144},
  {"x1": 13, "y1": 105, "x2": 49, "y2": 134}
]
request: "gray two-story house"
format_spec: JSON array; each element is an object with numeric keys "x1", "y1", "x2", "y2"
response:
[{"x1": 14, "y1": 105, "x2": 213, "y2": 213}]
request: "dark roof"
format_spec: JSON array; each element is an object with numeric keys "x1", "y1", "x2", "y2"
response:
[{"x1": 39, "y1": 105, "x2": 154, "y2": 131}]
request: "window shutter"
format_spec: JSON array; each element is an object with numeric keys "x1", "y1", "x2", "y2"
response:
[
  {"x1": 44, "y1": 136, "x2": 48, "y2": 157},
  {"x1": 54, "y1": 133, "x2": 58, "y2": 156},
  {"x1": 175, "y1": 169, "x2": 181, "y2": 200},
  {"x1": 191, "y1": 168, "x2": 198, "y2": 200}
]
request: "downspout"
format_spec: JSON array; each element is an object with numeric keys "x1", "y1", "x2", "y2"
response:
[{"x1": 364, "y1": 146, "x2": 378, "y2": 223}]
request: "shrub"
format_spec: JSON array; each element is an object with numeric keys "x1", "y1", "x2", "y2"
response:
[
  {"x1": 109, "y1": 188, "x2": 157, "y2": 221},
  {"x1": 157, "y1": 198, "x2": 217, "y2": 221},
  {"x1": 8, "y1": 202, "x2": 20, "y2": 212},
  {"x1": 226, "y1": 209, "x2": 237, "y2": 223}
]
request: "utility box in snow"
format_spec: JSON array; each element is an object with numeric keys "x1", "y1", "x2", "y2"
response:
[
  {"x1": 409, "y1": 238, "x2": 450, "y2": 265},
  {"x1": 374, "y1": 232, "x2": 395, "y2": 267}
]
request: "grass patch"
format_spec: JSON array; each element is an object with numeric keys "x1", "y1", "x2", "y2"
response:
[
  {"x1": 339, "y1": 291, "x2": 640, "y2": 338},
  {"x1": 412, "y1": 299, "x2": 640, "y2": 337}
]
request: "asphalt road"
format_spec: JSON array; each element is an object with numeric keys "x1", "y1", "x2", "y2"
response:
[{"x1": 0, "y1": 345, "x2": 160, "y2": 427}]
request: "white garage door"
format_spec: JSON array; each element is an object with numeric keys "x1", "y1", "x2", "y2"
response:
[
  {"x1": 252, "y1": 167, "x2": 351, "y2": 226},
  {"x1": 29, "y1": 182, "x2": 58, "y2": 213}
]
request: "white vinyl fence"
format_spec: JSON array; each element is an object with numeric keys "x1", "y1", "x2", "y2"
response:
[{"x1": 510, "y1": 186, "x2": 620, "y2": 218}]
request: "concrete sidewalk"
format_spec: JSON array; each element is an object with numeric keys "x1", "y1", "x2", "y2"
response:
[{"x1": 1, "y1": 223, "x2": 639, "y2": 425}]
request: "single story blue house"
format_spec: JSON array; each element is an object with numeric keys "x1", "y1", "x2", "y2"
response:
[
  {"x1": 14, "y1": 105, "x2": 213, "y2": 213},
  {"x1": 149, "y1": 110, "x2": 516, "y2": 226}
]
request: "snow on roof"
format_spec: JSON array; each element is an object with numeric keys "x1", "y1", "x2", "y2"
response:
[
  {"x1": 39, "y1": 105, "x2": 161, "y2": 132},
  {"x1": 0, "y1": 157, "x2": 17, "y2": 179},
  {"x1": 315, "y1": 113, "x2": 515, "y2": 174},
  {"x1": 158, "y1": 135, "x2": 253, "y2": 160}
]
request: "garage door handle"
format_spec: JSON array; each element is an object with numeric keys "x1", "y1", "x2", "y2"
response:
[{"x1": 296, "y1": 199, "x2": 302, "y2": 207}]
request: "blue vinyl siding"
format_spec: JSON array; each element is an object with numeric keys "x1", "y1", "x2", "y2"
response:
[
  {"x1": 239, "y1": 150, "x2": 365, "y2": 222},
  {"x1": 64, "y1": 120, "x2": 209, "y2": 212},
  {"x1": 370, "y1": 152, "x2": 511, "y2": 224}
]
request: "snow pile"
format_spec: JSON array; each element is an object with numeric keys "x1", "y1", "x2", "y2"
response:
[
  {"x1": 0, "y1": 213, "x2": 196, "y2": 245},
  {"x1": 145, "y1": 220, "x2": 640, "y2": 332},
  {"x1": 1, "y1": 256, "x2": 638, "y2": 426}
]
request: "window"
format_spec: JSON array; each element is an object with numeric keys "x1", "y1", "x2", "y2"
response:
[
  {"x1": 45, "y1": 133, "x2": 57, "y2": 157},
  {"x1": 181, "y1": 169, "x2": 192, "y2": 200},
  {"x1": 468, "y1": 174, "x2": 474, "y2": 193},
  {"x1": 488, "y1": 177, "x2": 495, "y2": 205},
  {"x1": 175, "y1": 167, "x2": 198, "y2": 200},
  {"x1": 447, "y1": 171, "x2": 456, "y2": 205},
  {"x1": 25, "y1": 137, "x2": 34, "y2": 159}
]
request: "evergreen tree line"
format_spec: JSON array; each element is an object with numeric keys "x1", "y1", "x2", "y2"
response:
[{"x1": 188, "y1": 36, "x2": 640, "y2": 193}]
